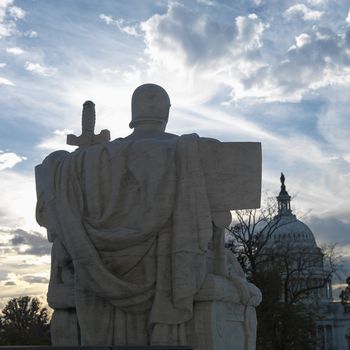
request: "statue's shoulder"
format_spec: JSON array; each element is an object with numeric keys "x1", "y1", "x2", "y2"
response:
[
  {"x1": 199, "y1": 136, "x2": 221, "y2": 143},
  {"x1": 121, "y1": 131, "x2": 179, "y2": 142},
  {"x1": 178, "y1": 133, "x2": 222, "y2": 146},
  {"x1": 42, "y1": 149, "x2": 70, "y2": 166}
]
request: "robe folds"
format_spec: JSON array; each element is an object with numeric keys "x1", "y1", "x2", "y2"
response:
[
  {"x1": 36, "y1": 132, "x2": 262, "y2": 346},
  {"x1": 38, "y1": 134, "x2": 216, "y2": 344}
]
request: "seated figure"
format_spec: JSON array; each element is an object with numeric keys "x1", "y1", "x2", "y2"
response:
[{"x1": 35, "y1": 84, "x2": 262, "y2": 349}]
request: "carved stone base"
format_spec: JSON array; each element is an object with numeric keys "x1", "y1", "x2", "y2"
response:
[
  {"x1": 187, "y1": 301, "x2": 246, "y2": 350},
  {"x1": 186, "y1": 274, "x2": 257, "y2": 350}
]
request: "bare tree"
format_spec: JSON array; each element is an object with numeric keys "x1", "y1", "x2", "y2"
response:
[
  {"x1": 226, "y1": 194, "x2": 337, "y2": 303},
  {"x1": 226, "y1": 194, "x2": 282, "y2": 278},
  {"x1": 226, "y1": 193, "x2": 340, "y2": 350},
  {"x1": 264, "y1": 242, "x2": 336, "y2": 304}
]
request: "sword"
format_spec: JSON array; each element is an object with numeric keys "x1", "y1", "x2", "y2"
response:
[{"x1": 66, "y1": 101, "x2": 110, "y2": 147}]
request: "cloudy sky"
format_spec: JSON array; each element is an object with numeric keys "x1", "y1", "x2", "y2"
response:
[{"x1": 0, "y1": 0, "x2": 349, "y2": 306}]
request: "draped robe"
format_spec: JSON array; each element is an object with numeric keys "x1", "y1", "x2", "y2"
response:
[{"x1": 36, "y1": 133, "x2": 261, "y2": 346}]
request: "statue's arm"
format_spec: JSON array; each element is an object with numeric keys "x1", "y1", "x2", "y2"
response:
[
  {"x1": 35, "y1": 150, "x2": 70, "y2": 242},
  {"x1": 35, "y1": 151, "x2": 77, "y2": 309}
]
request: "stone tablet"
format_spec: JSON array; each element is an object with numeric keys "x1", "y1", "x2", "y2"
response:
[{"x1": 200, "y1": 140, "x2": 261, "y2": 211}]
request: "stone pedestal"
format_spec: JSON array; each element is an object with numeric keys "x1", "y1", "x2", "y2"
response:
[{"x1": 187, "y1": 275, "x2": 257, "y2": 350}]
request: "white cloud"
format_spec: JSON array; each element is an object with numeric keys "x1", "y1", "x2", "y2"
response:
[
  {"x1": 284, "y1": 4, "x2": 324, "y2": 21},
  {"x1": 0, "y1": 0, "x2": 13, "y2": 19},
  {"x1": 6, "y1": 46, "x2": 23, "y2": 55},
  {"x1": 7, "y1": 5, "x2": 24, "y2": 20},
  {"x1": 24, "y1": 30, "x2": 37, "y2": 38},
  {"x1": 196, "y1": 0, "x2": 216, "y2": 5},
  {"x1": 230, "y1": 24, "x2": 350, "y2": 102},
  {"x1": 0, "y1": 1, "x2": 25, "y2": 38},
  {"x1": 124, "y1": 1, "x2": 350, "y2": 105},
  {"x1": 295, "y1": 33, "x2": 312, "y2": 48},
  {"x1": 0, "y1": 170, "x2": 38, "y2": 229},
  {"x1": 0, "y1": 227, "x2": 50, "y2": 305},
  {"x1": 24, "y1": 61, "x2": 57, "y2": 77},
  {"x1": 140, "y1": 2, "x2": 267, "y2": 74},
  {"x1": 0, "y1": 151, "x2": 26, "y2": 170},
  {"x1": 288, "y1": 33, "x2": 312, "y2": 51},
  {"x1": 37, "y1": 129, "x2": 76, "y2": 152},
  {"x1": 141, "y1": 2, "x2": 232, "y2": 66},
  {"x1": 117, "y1": 19, "x2": 139, "y2": 37},
  {"x1": 307, "y1": 0, "x2": 326, "y2": 5},
  {"x1": 99, "y1": 13, "x2": 140, "y2": 37},
  {"x1": 99, "y1": 13, "x2": 113, "y2": 25},
  {"x1": 0, "y1": 76, "x2": 14, "y2": 85},
  {"x1": 346, "y1": 8, "x2": 350, "y2": 25},
  {"x1": 0, "y1": 18, "x2": 15, "y2": 38},
  {"x1": 101, "y1": 67, "x2": 120, "y2": 76},
  {"x1": 0, "y1": 62, "x2": 6, "y2": 68},
  {"x1": 235, "y1": 13, "x2": 268, "y2": 51}
]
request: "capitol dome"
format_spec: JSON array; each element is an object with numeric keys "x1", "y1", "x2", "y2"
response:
[
  {"x1": 270, "y1": 215, "x2": 317, "y2": 246},
  {"x1": 265, "y1": 173, "x2": 319, "y2": 249},
  {"x1": 260, "y1": 173, "x2": 328, "y2": 301}
]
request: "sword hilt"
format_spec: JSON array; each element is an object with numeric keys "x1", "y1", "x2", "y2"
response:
[
  {"x1": 67, "y1": 100, "x2": 111, "y2": 148},
  {"x1": 82, "y1": 100, "x2": 95, "y2": 133}
]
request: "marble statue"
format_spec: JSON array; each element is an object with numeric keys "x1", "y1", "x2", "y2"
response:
[{"x1": 35, "y1": 83, "x2": 262, "y2": 349}]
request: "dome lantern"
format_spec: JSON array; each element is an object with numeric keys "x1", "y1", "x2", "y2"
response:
[{"x1": 277, "y1": 172, "x2": 292, "y2": 216}]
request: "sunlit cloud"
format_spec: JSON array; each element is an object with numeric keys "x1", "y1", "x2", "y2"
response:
[
  {"x1": 284, "y1": 4, "x2": 324, "y2": 21},
  {"x1": 196, "y1": 0, "x2": 216, "y2": 5},
  {"x1": 36, "y1": 129, "x2": 75, "y2": 152},
  {"x1": 294, "y1": 33, "x2": 312, "y2": 48},
  {"x1": 7, "y1": 5, "x2": 24, "y2": 20},
  {"x1": 99, "y1": 14, "x2": 140, "y2": 37},
  {"x1": 0, "y1": 0, "x2": 25, "y2": 38},
  {"x1": 0, "y1": 76, "x2": 14, "y2": 85},
  {"x1": 24, "y1": 61, "x2": 57, "y2": 76},
  {"x1": 346, "y1": 9, "x2": 350, "y2": 24},
  {"x1": 24, "y1": 30, "x2": 37, "y2": 38},
  {"x1": 307, "y1": 0, "x2": 326, "y2": 5},
  {"x1": 0, "y1": 171, "x2": 38, "y2": 229},
  {"x1": 6, "y1": 46, "x2": 23, "y2": 55},
  {"x1": 0, "y1": 151, "x2": 26, "y2": 170}
]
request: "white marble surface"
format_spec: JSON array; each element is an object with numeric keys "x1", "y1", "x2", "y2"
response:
[{"x1": 35, "y1": 84, "x2": 262, "y2": 349}]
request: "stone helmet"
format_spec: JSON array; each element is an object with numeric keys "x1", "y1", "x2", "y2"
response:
[{"x1": 130, "y1": 83, "x2": 171, "y2": 129}]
